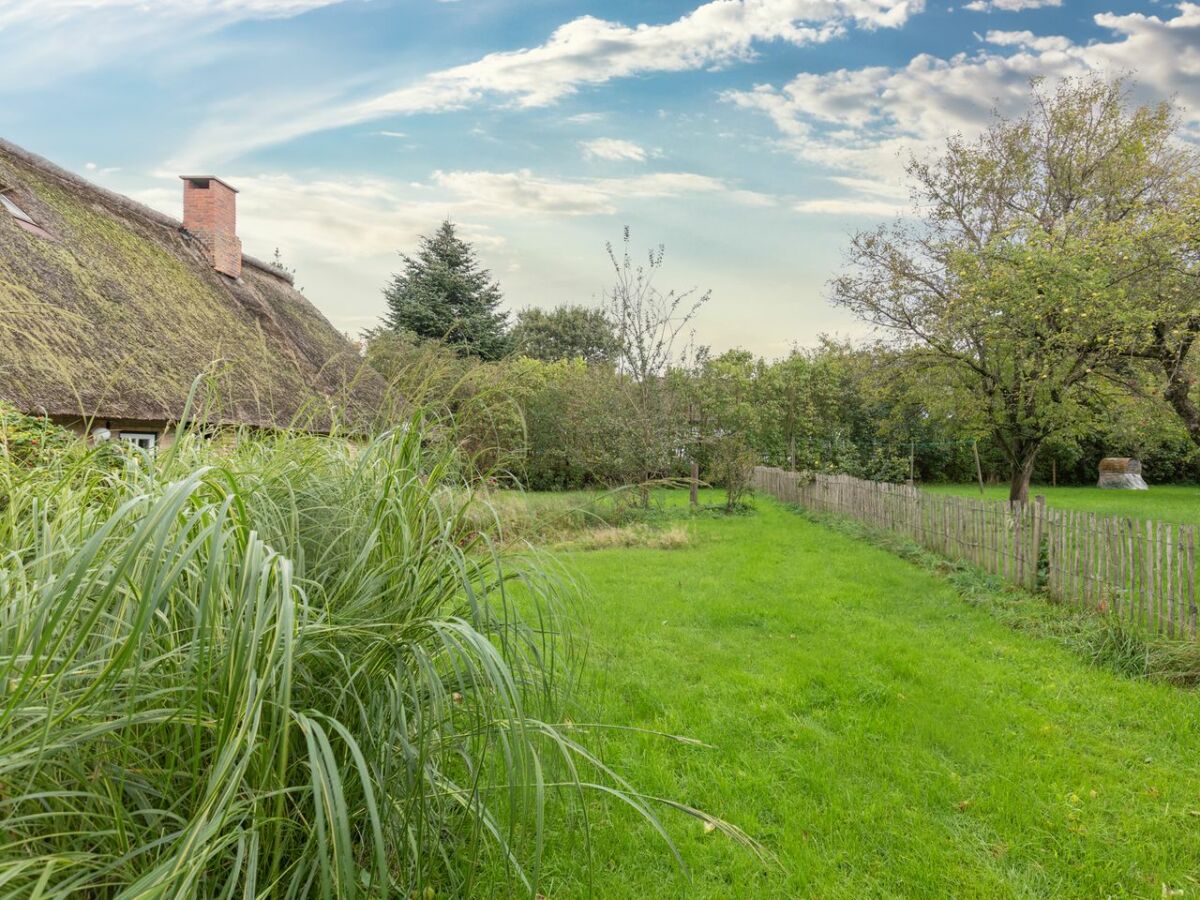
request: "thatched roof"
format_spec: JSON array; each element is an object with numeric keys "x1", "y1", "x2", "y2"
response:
[{"x1": 0, "y1": 138, "x2": 385, "y2": 431}]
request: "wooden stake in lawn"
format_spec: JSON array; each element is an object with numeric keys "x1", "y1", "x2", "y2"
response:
[{"x1": 690, "y1": 460, "x2": 699, "y2": 509}]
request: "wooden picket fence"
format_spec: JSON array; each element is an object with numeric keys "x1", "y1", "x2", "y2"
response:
[{"x1": 753, "y1": 468, "x2": 1199, "y2": 641}]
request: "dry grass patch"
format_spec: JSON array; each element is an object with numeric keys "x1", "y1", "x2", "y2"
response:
[{"x1": 559, "y1": 523, "x2": 690, "y2": 551}]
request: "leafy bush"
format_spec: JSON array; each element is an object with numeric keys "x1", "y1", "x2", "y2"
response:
[{"x1": 0, "y1": 401, "x2": 75, "y2": 464}]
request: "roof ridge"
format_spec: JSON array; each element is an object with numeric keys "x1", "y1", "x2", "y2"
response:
[
  {"x1": 242, "y1": 253, "x2": 295, "y2": 284},
  {"x1": 0, "y1": 136, "x2": 294, "y2": 286}
]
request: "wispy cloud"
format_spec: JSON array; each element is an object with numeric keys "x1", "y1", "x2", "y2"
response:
[
  {"x1": 430, "y1": 169, "x2": 776, "y2": 216},
  {"x1": 0, "y1": 0, "x2": 353, "y2": 90},
  {"x1": 794, "y1": 197, "x2": 905, "y2": 216},
  {"x1": 565, "y1": 112, "x2": 606, "y2": 125},
  {"x1": 84, "y1": 161, "x2": 122, "y2": 175},
  {"x1": 131, "y1": 172, "x2": 501, "y2": 266},
  {"x1": 131, "y1": 165, "x2": 776, "y2": 263},
  {"x1": 0, "y1": 0, "x2": 346, "y2": 25},
  {"x1": 963, "y1": 0, "x2": 1061, "y2": 12},
  {"x1": 354, "y1": 0, "x2": 921, "y2": 114},
  {"x1": 580, "y1": 138, "x2": 648, "y2": 162},
  {"x1": 123, "y1": 163, "x2": 779, "y2": 336},
  {"x1": 170, "y1": 0, "x2": 924, "y2": 166}
]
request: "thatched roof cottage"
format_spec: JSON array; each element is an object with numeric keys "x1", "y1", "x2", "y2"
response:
[{"x1": 0, "y1": 138, "x2": 384, "y2": 448}]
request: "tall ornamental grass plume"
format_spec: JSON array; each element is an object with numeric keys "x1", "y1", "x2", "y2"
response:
[{"x1": 0, "y1": 417, "x2": 693, "y2": 897}]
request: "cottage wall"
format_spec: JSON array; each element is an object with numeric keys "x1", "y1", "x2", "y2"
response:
[{"x1": 53, "y1": 416, "x2": 177, "y2": 450}]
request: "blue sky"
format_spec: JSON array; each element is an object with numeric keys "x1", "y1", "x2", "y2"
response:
[{"x1": 2, "y1": 0, "x2": 1198, "y2": 357}]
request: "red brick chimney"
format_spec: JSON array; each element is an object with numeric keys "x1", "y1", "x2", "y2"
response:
[{"x1": 181, "y1": 176, "x2": 242, "y2": 278}]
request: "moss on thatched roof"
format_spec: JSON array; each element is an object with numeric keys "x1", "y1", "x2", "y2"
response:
[{"x1": 0, "y1": 138, "x2": 384, "y2": 431}]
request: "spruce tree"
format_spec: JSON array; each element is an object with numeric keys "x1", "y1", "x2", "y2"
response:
[{"x1": 382, "y1": 221, "x2": 510, "y2": 359}]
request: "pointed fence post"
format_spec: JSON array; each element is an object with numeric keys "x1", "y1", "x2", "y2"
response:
[
  {"x1": 1032, "y1": 495, "x2": 1045, "y2": 591},
  {"x1": 690, "y1": 460, "x2": 699, "y2": 509}
]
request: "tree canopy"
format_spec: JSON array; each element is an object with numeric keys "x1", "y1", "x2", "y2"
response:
[
  {"x1": 510, "y1": 304, "x2": 620, "y2": 364},
  {"x1": 833, "y1": 76, "x2": 1190, "y2": 502},
  {"x1": 382, "y1": 221, "x2": 510, "y2": 360}
]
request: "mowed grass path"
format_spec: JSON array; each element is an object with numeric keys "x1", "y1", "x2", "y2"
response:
[
  {"x1": 924, "y1": 483, "x2": 1200, "y2": 527},
  {"x1": 538, "y1": 494, "x2": 1200, "y2": 898}
]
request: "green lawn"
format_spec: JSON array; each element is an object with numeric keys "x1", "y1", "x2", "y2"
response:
[
  {"x1": 924, "y1": 482, "x2": 1200, "y2": 526},
  {"x1": 536, "y1": 493, "x2": 1200, "y2": 898}
]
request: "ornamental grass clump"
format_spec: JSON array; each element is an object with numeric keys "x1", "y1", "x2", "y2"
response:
[{"x1": 0, "y1": 418, "x2": 683, "y2": 896}]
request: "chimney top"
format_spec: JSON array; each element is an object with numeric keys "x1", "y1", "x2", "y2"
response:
[
  {"x1": 180, "y1": 175, "x2": 239, "y2": 193},
  {"x1": 181, "y1": 174, "x2": 242, "y2": 279}
]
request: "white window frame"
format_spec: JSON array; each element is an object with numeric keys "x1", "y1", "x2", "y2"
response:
[{"x1": 119, "y1": 431, "x2": 157, "y2": 451}]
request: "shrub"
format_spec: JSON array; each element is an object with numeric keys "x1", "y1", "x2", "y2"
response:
[{"x1": 0, "y1": 401, "x2": 75, "y2": 464}]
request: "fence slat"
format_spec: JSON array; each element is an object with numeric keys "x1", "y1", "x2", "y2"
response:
[{"x1": 752, "y1": 467, "x2": 1197, "y2": 643}]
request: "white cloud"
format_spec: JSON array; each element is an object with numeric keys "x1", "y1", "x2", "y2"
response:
[
  {"x1": 132, "y1": 174, "x2": 473, "y2": 264},
  {"x1": 130, "y1": 165, "x2": 774, "y2": 264},
  {"x1": 794, "y1": 197, "x2": 906, "y2": 215},
  {"x1": 0, "y1": 0, "x2": 343, "y2": 23},
  {"x1": 124, "y1": 164, "x2": 780, "y2": 337},
  {"x1": 429, "y1": 169, "x2": 776, "y2": 216},
  {"x1": 84, "y1": 161, "x2": 123, "y2": 175},
  {"x1": 171, "y1": 0, "x2": 923, "y2": 165},
  {"x1": 0, "y1": 0, "x2": 352, "y2": 90},
  {"x1": 982, "y1": 30, "x2": 1075, "y2": 52},
  {"x1": 827, "y1": 175, "x2": 908, "y2": 198},
  {"x1": 726, "y1": 4, "x2": 1200, "y2": 213},
  {"x1": 580, "y1": 138, "x2": 648, "y2": 162},
  {"x1": 963, "y1": 0, "x2": 1061, "y2": 12},
  {"x1": 728, "y1": 189, "x2": 780, "y2": 208},
  {"x1": 429, "y1": 170, "x2": 616, "y2": 217},
  {"x1": 356, "y1": 0, "x2": 921, "y2": 114}
]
